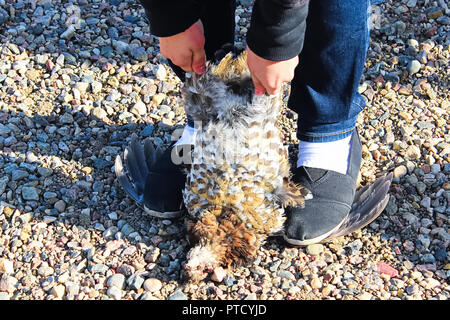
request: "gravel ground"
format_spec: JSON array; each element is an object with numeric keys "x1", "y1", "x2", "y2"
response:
[{"x1": 0, "y1": 0, "x2": 448, "y2": 301}]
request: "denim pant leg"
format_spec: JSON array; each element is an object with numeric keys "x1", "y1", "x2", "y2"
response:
[{"x1": 288, "y1": 0, "x2": 371, "y2": 142}]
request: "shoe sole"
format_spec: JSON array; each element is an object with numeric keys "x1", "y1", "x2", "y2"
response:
[
  {"x1": 143, "y1": 206, "x2": 184, "y2": 219},
  {"x1": 282, "y1": 216, "x2": 347, "y2": 246}
]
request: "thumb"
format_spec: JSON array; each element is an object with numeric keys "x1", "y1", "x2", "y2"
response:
[
  {"x1": 251, "y1": 75, "x2": 266, "y2": 96},
  {"x1": 191, "y1": 48, "x2": 206, "y2": 74}
]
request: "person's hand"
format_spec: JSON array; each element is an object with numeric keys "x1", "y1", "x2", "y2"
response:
[
  {"x1": 246, "y1": 46, "x2": 299, "y2": 96},
  {"x1": 159, "y1": 20, "x2": 206, "y2": 74}
]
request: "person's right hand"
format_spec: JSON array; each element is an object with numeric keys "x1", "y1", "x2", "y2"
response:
[{"x1": 158, "y1": 20, "x2": 206, "y2": 74}]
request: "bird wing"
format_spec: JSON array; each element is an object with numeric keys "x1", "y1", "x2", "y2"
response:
[{"x1": 320, "y1": 172, "x2": 393, "y2": 241}]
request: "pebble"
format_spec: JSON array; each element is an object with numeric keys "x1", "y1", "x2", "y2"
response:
[
  {"x1": 107, "y1": 274, "x2": 125, "y2": 289},
  {"x1": 155, "y1": 64, "x2": 167, "y2": 81},
  {"x1": 405, "y1": 145, "x2": 421, "y2": 159},
  {"x1": 54, "y1": 200, "x2": 66, "y2": 213},
  {"x1": 130, "y1": 47, "x2": 148, "y2": 62},
  {"x1": 127, "y1": 274, "x2": 145, "y2": 290},
  {"x1": 356, "y1": 292, "x2": 373, "y2": 300},
  {"x1": 0, "y1": 292, "x2": 10, "y2": 300},
  {"x1": 51, "y1": 285, "x2": 65, "y2": 299},
  {"x1": 60, "y1": 26, "x2": 75, "y2": 40},
  {"x1": 306, "y1": 244, "x2": 324, "y2": 256},
  {"x1": 130, "y1": 99, "x2": 147, "y2": 116},
  {"x1": 143, "y1": 278, "x2": 162, "y2": 293},
  {"x1": 107, "y1": 286, "x2": 123, "y2": 300},
  {"x1": 167, "y1": 289, "x2": 188, "y2": 300},
  {"x1": 0, "y1": 258, "x2": 14, "y2": 274},
  {"x1": 0, "y1": 275, "x2": 18, "y2": 293},
  {"x1": 21, "y1": 187, "x2": 39, "y2": 201},
  {"x1": 211, "y1": 267, "x2": 227, "y2": 282},
  {"x1": 37, "y1": 265, "x2": 54, "y2": 277},
  {"x1": 310, "y1": 277, "x2": 322, "y2": 289},
  {"x1": 377, "y1": 262, "x2": 399, "y2": 278},
  {"x1": 393, "y1": 165, "x2": 407, "y2": 178}
]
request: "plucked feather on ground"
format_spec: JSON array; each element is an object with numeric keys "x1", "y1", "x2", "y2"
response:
[{"x1": 115, "y1": 49, "x2": 393, "y2": 282}]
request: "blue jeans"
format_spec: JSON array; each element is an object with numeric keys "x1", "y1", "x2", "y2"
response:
[
  {"x1": 288, "y1": 0, "x2": 371, "y2": 142},
  {"x1": 170, "y1": 0, "x2": 371, "y2": 141}
]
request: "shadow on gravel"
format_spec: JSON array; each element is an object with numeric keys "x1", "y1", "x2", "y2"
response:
[{"x1": 0, "y1": 105, "x2": 192, "y2": 284}]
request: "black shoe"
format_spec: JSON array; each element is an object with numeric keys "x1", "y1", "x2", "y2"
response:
[
  {"x1": 283, "y1": 130, "x2": 362, "y2": 246},
  {"x1": 115, "y1": 134, "x2": 190, "y2": 218}
]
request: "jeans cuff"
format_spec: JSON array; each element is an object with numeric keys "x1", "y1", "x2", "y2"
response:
[{"x1": 297, "y1": 127, "x2": 355, "y2": 143}]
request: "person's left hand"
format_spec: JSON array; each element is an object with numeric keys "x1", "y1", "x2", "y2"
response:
[{"x1": 246, "y1": 46, "x2": 299, "y2": 96}]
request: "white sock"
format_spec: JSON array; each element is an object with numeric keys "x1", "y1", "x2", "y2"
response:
[
  {"x1": 297, "y1": 135, "x2": 352, "y2": 175},
  {"x1": 174, "y1": 125, "x2": 198, "y2": 146}
]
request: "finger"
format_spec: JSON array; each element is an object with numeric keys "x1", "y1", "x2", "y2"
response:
[
  {"x1": 191, "y1": 48, "x2": 206, "y2": 74},
  {"x1": 251, "y1": 75, "x2": 266, "y2": 96},
  {"x1": 265, "y1": 79, "x2": 281, "y2": 96},
  {"x1": 171, "y1": 53, "x2": 194, "y2": 72}
]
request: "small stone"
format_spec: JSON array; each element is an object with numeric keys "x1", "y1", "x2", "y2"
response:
[
  {"x1": 406, "y1": 0, "x2": 417, "y2": 8},
  {"x1": 54, "y1": 200, "x2": 66, "y2": 213},
  {"x1": 59, "y1": 113, "x2": 74, "y2": 124},
  {"x1": 143, "y1": 278, "x2": 162, "y2": 292},
  {"x1": 427, "y1": 8, "x2": 443, "y2": 19},
  {"x1": 420, "y1": 197, "x2": 431, "y2": 208},
  {"x1": 306, "y1": 244, "x2": 324, "y2": 256},
  {"x1": 405, "y1": 145, "x2": 421, "y2": 159},
  {"x1": 60, "y1": 26, "x2": 75, "y2": 40},
  {"x1": 0, "y1": 258, "x2": 14, "y2": 274},
  {"x1": 278, "y1": 270, "x2": 296, "y2": 280},
  {"x1": 155, "y1": 64, "x2": 167, "y2": 81},
  {"x1": 12, "y1": 170, "x2": 28, "y2": 181},
  {"x1": 144, "y1": 247, "x2": 160, "y2": 263},
  {"x1": 37, "y1": 167, "x2": 53, "y2": 177},
  {"x1": 377, "y1": 262, "x2": 399, "y2": 277},
  {"x1": 421, "y1": 253, "x2": 436, "y2": 264},
  {"x1": 92, "y1": 107, "x2": 108, "y2": 120},
  {"x1": 130, "y1": 99, "x2": 147, "y2": 116},
  {"x1": 107, "y1": 274, "x2": 125, "y2": 289},
  {"x1": 152, "y1": 93, "x2": 165, "y2": 105},
  {"x1": 127, "y1": 274, "x2": 145, "y2": 290},
  {"x1": 130, "y1": 47, "x2": 148, "y2": 62},
  {"x1": 107, "y1": 286, "x2": 122, "y2": 300},
  {"x1": 437, "y1": 16, "x2": 450, "y2": 25},
  {"x1": 393, "y1": 165, "x2": 407, "y2": 178},
  {"x1": 43, "y1": 216, "x2": 57, "y2": 224},
  {"x1": 0, "y1": 292, "x2": 10, "y2": 300},
  {"x1": 167, "y1": 289, "x2": 187, "y2": 300},
  {"x1": 245, "y1": 293, "x2": 257, "y2": 300},
  {"x1": 398, "y1": 111, "x2": 412, "y2": 121},
  {"x1": 120, "y1": 224, "x2": 134, "y2": 237},
  {"x1": 140, "y1": 84, "x2": 157, "y2": 96},
  {"x1": 91, "y1": 81, "x2": 103, "y2": 94},
  {"x1": 22, "y1": 187, "x2": 39, "y2": 201},
  {"x1": 75, "y1": 82, "x2": 89, "y2": 93},
  {"x1": 51, "y1": 285, "x2": 65, "y2": 299},
  {"x1": 119, "y1": 84, "x2": 133, "y2": 95},
  {"x1": 0, "y1": 275, "x2": 17, "y2": 293},
  {"x1": 38, "y1": 265, "x2": 54, "y2": 277},
  {"x1": 0, "y1": 177, "x2": 8, "y2": 195},
  {"x1": 211, "y1": 267, "x2": 227, "y2": 282},
  {"x1": 65, "y1": 281, "x2": 80, "y2": 299},
  {"x1": 357, "y1": 292, "x2": 373, "y2": 300},
  {"x1": 310, "y1": 277, "x2": 322, "y2": 289},
  {"x1": 407, "y1": 60, "x2": 421, "y2": 75},
  {"x1": 91, "y1": 264, "x2": 109, "y2": 274},
  {"x1": 141, "y1": 124, "x2": 155, "y2": 137}
]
